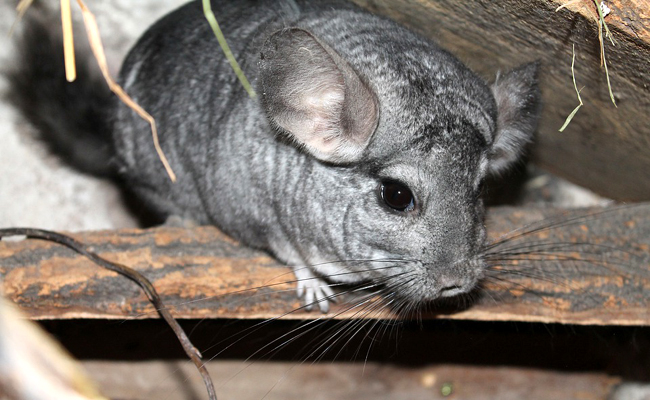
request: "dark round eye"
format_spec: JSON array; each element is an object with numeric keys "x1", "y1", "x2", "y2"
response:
[{"x1": 380, "y1": 181, "x2": 415, "y2": 212}]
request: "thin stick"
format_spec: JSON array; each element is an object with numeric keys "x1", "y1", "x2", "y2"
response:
[
  {"x1": 74, "y1": 0, "x2": 177, "y2": 181},
  {"x1": 0, "y1": 228, "x2": 217, "y2": 400},
  {"x1": 60, "y1": 0, "x2": 76, "y2": 82}
]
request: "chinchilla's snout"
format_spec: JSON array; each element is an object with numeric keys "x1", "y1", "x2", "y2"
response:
[{"x1": 417, "y1": 256, "x2": 484, "y2": 302}]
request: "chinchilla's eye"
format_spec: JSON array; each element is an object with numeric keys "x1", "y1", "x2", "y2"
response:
[{"x1": 380, "y1": 181, "x2": 415, "y2": 212}]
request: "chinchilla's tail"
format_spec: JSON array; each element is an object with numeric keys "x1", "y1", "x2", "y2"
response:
[{"x1": 6, "y1": 13, "x2": 116, "y2": 177}]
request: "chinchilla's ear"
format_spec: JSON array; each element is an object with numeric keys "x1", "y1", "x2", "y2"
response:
[
  {"x1": 488, "y1": 62, "x2": 541, "y2": 175},
  {"x1": 258, "y1": 28, "x2": 379, "y2": 164}
]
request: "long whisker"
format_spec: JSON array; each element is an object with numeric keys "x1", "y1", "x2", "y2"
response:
[
  {"x1": 254, "y1": 294, "x2": 394, "y2": 400},
  {"x1": 215, "y1": 281, "x2": 400, "y2": 389},
  {"x1": 483, "y1": 203, "x2": 642, "y2": 252},
  {"x1": 484, "y1": 249, "x2": 643, "y2": 281},
  {"x1": 126, "y1": 261, "x2": 410, "y2": 319},
  {"x1": 205, "y1": 272, "x2": 405, "y2": 362}
]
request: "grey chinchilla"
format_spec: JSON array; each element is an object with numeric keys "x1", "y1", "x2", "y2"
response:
[{"x1": 8, "y1": 0, "x2": 541, "y2": 312}]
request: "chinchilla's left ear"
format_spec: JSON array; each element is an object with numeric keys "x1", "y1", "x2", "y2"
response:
[
  {"x1": 258, "y1": 28, "x2": 379, "y2": 164},
  {"x1": 488, "y1": 62, "x2": 541, "y2": 175}
]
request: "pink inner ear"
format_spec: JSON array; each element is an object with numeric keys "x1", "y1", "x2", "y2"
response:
[
  {"x1": 273, "y1": 74, "x2": 347, "y2": 159},
  {"x1": 298, "y1": 86, "x2": 346, "y2": 136},
  {"x1": 259, "y1": 28, "x2": 379, "y2": 164},
  {"x1": 302, "y1": 88, "x2": 344, "y2": 111}
]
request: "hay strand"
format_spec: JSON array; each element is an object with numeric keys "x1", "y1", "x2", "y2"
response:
[
  {"x1": 74, "y1": 0, "x2": 177, "y2": 182},
  {"x1": 559, "y1": 44, "x2": 584, "y2": 132},
  {"x1": 556, "y1": 0, "x2": 618, "y2": 131},
  {"x1": 60, "y1": 0, "x2": 76, "y2": 82},
  {"x1": 202, "y1": 0, "x2": 256, "y2": 98},
  {"x1": 12, "y1": 0, "x2": 178, "y2": 182},
  {"x1": 593, "y1": 0, "x2": 617, "y2": 107},
  {"x1": 11, "y1": 0, "x2": 34, "y2": 36}
]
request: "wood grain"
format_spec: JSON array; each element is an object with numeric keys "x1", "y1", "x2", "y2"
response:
[
  {"x1": 1, "y1": 205, "x2": 648, "y2": 325},
  {"x1": 351, "y1": 0, "x2": 650, "y2": 201},
  {"x1": 81, "y1": 360, "x2": 622, "y2": 400}
]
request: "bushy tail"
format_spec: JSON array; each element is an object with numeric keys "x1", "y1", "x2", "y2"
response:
[{"x1": 6, "y1": 13, "x2": 116, "y2": 177}]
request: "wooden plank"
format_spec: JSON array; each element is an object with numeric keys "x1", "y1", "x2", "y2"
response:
[
  {"x1": 351, "y1": 0, "x2": 650, "y2": 201},
  {"x1": 1, "y1": 205, "x2": 649, "y2": 325},
  {"x1": 81, "y1": 360, "x2": 621, "y2": 400}
]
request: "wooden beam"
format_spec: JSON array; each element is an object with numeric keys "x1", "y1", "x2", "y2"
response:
[
  {"x1": 1, "y1": 205, "x2": 649, "y2": 325},
  {"x1": 81, "y1": 360, "x2": 622, "y2": 400},
  {"x1": 351, "y1": 0, "x2": 650, "y2": 201}
]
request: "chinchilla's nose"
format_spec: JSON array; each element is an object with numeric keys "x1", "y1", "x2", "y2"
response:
[
  {"x1": 436, "y1": 274, "x2": 474, "y2": 298},
  {"x1": 422, "y1": 258, "x2": 482, "y2": 300}
]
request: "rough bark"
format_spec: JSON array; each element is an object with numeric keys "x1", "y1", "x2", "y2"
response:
[{"x1": 1, "y1": 205, "x2": 649, "y2": 325}]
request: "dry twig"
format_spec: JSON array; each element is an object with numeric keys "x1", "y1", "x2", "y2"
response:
[{"x1": 0, "y1": 228, "x2": 218, "y2": 400}]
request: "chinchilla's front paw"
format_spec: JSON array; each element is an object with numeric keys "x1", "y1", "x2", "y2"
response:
[
  {"x1": 162, "y1": 215, "x2": 198, "y2": 228},
  {"x1": 293, "y1": 266, "x2": 335, "y2": 313}
]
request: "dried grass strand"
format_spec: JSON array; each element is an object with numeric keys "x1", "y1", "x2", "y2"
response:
[
  {"x1": 12, "y1": 0, "x2": 178, "y2": 182},
  {"x1": 60, "y1": 0, "x2": 76, "y2": 82},
  {"x1": 593, "y1": 0, "x2": 617, "y2": 107},
  {"x1": 559, "y1": 44, "x2": 584, "y2": 132},
  {"x1": 74, "y1": 0, "x2": 177, "y2": 182},
  {"x1": 202, "y1": 0, "x2": 256, "y2": 98},
  {"x1": 555, "y1": 0, "x2": 619, "y2": 131}
]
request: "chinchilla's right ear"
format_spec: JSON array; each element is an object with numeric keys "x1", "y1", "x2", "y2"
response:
[
  {"x1": 258, "y1": 28, "x2": 379, "y2": 164},
  {"x1": 488, "y1": 62, "x2": 542, "y2": 175}
]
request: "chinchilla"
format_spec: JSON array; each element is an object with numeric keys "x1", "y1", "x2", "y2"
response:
[{"x1": 8, "y1": 0, "x2": 540, "y2": 312}]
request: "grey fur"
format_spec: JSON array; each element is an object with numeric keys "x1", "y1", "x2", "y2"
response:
[{"x1": 10, "y1": 0, "x2": 541, "y2": 312}]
